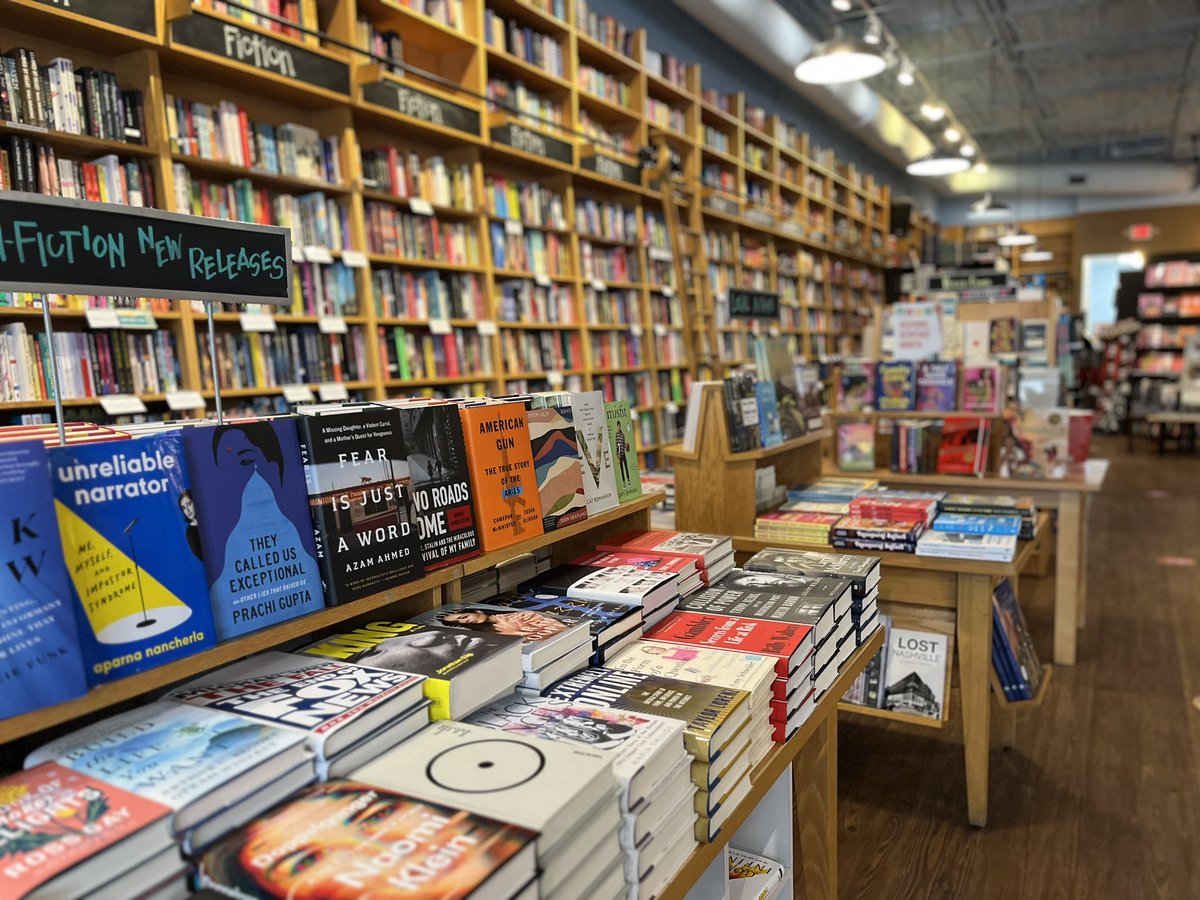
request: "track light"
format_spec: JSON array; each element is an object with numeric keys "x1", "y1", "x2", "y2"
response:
[
  {"x1": 831, "y1": 0, "x2": 852, "y2": 10},
  {"x1": 960, "y1": 143, "x2": 976, "y2": 157},
  {"x1": 897, "y1": 59, "x2": 915, "y2": 86},
  {"x1": 974, "y1": 161, "x2": 989, "y2": 174},
  {"x1": 920, "y1": 101, "x2": 946, "y2": 122},
  {"x1": 943, "y1": 126, "x2": 961, "y2": 143},
  {"x1": 864, "y1": 16, "x2": 883, "y2": 45}
]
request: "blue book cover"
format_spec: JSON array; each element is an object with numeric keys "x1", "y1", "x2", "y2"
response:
[
  {"x1": 755, "y1": 381, "x2": 783, "y2": 448},
  {"x1": 49, "y1": 433, "x2": 217, "y2": 686},
  {"x1": 0, "y1": 440, "x2": 89, "y2": 719},
  {"x1": 916, "y1": 361, "x2": 958, "y2": 412},
  {"x1": 932, "y1": 513, "x2": 1021, "y2": 536},
  {"x1": 182, "y1": 419, "x2": 325, "y2": 641},
  {"x1": 875, "y1": 361, "x2": 916, "y2": 411}
]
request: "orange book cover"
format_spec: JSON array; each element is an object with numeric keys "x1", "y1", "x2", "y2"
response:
[{"x1": 459, "y1": 401, "x2": 544, "y2": 552}]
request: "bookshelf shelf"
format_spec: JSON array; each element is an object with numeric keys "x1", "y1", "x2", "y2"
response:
[
  {"x1": 356, "y1": 0, "x2": 476, "y2": 51},
  {"x1": 836, "y1": 702, "x2": 946, "y2": 730},
  {"x1": 169, "y1": 154, "x2": 353, "y2": 195},
  {"x1": 990, "y1": 662, "x2": 1054, "y2": 710},
  {"x1": 0, "y1": 121, "x2": 156, "y2": 157}
]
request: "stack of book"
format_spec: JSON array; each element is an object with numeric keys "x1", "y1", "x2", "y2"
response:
[
  {"x1": 575, "y1": 548, "x2": 705, "y2": 597},
  {"x1": 487, "y1": 585, "x2": 645, "y2": 667},
  {"x1": 992, "y1": 577, "x2": 1045, "y2": 701},
  {"x1": 543, "y1": 668, "x2": 752, "y2": 843},
  {"x1": 753, "y1": 509, "x2": 842, "y2": 544},
  {"x1": 353, "y1": 721, "x2": 624, "y2": 898},
  {"x1": 596, "y1": 529, "x2": 735, "y2": 586},
  {"x1": 847, "y1": 490, "x2": 941, "y2": 528},
  {"x1": 940, "y1": 493, "x2": 1039, "y2": 540},
  {"x1": 830, "y1": 516, "x2": 923, "y2": 553},
  {"x1": 916, "y1": 527, "x2": 1016, "y2": 562},
  {"x1": 743, "y1": 548, "x2": 881, "y2": 644},
  {"x1": 467, "y1": 693, "x2": 695, "y2": 898}
]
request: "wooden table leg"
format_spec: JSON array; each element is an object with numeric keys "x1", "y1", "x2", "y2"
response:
[
  {"x1": 1054, "y1": 492, "x2": 1083, "y2": 665},
  {"x1": 792, "y1": 705, "x2": 837, "y2": 900},
  {"x1": 957, "y1": 572, "x2": 992, "y2": 827},
  {"x1": 1077, "y1": 494, "x2": 1092, "y2": 628}
]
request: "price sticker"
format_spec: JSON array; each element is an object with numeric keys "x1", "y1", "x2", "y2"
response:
[
  {"x1": 282, "y1": 384, "x2": 316, "y2": 403},
  {"x1": 504, "y1": 219, "x2": 524, "y2": 236},
  {"x1": 408, "y1": 197, "x2": 434, "y2": 216},
  {"x1": 304, "y1": 246, "x2": 334, "y2": 264},
  {"x1": 477, "y1": 320, "x2": 498, "y2": 336}
]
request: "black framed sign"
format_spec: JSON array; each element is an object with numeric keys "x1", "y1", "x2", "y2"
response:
[
  {"x1": 580, "y1": 153, "x2": 641, "y2": 186},
  {"x1": 32, "y1": 0, "x2": 156, "y2": 34},
  {"x1": 0, "y1": 193, "x2": 294, "y2": 306},
  {"x1": 728, "y1": 289, "x2": 780, "y2": 320},
  {"x1": 491, "y1": 124, "x2": 574, "y2": 164},
  {"x1": 360, "y1": 80, "x2": 481, "y2": 136}
]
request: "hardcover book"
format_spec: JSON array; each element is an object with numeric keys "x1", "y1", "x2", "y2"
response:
[
  {"x1": 199, "y1": 781, "x2": 538, "y2": 899},
  {"x1": 558, "y1": 564, "x2": 680, "y2": 608},
  {"x1": 875, "y1": 361, "x2": 916, "y2": 411},
  {"x1": 797, "y1": 363, "x2": 824, "y2": 429},
  {"x1": 526, "y1": 404, "x2": 589, "y2": 531},
  {"x1": 0, "y1": 763, "x2": 173, "y2": 900},
  {"x1": 993, "y1": 576, "x2": 1042, "y2": 696},
  {"x1": 937, "y1": 416, "x2": 991, "y2": 476},
  {"x1": 295, "y1": 406, "x2": 424, "y2": 605},
  {"x1": 743, "y1": 548, "x2": 880, "y2": 600},
  {"x1": 459, "y1": 401, "x2": 545, "y2": 551},
  {"x1": 882, "y1": 628, "x2": 948, "y2": 721},
  {"x1": 0, "y1": 440, "x2": 89, "y2": 717},
  {"x1": 836, "y1": 421, "x2": 876, "y2": 471},
  {"x1": 48, "y1": 433, "x2": 217, "y2": 686},
  {"x1": 723, "y1": 372, "x2": 760, "y2": 453},
  {"x1": 166, "y1": 651, "x2": 426, "y2": 777},
  {"x1": 999, "y1": 409, "x2": 1069, "y2": 479},
  {"x1": 728, "y1": 847, "x2": 787, "y2": 900},
  {"x1": 837, "y1": 360, "x2": 875, "y2": 412},
  {"x1": 755, "y1": 381, "x2": 784, "y2": 448},
  {"x1": 573, "y1": 549, "x2": 698, "y2": 582},
  {"x1": 395, "y1": 402, "x2": 482, "y2": 569},
  {"x1": 483, "y1": 589, "x2": 643, "y2": 647},
  {"x1": 297, "y1": 620, "x2": 524, "y2": 720},
  {"x1": 754, "y1": 336, "x2": 807, "y2": 439},
  {"x1": 605, "y1": 399, "x2": 643, "y2": 503},
  {"x1": 571, "y1": 390, "x2": 620, "y2": 515},
  {"x1": 608, "y1": 640, "x2": 776, "y2": 698},
  {"x1": 408, "y1": 602, "x2": 591, "y2": 671},
  {"x1": 25, "y1": 701, "x2": 311, "y2": 835},
  {"x1": 181, "y1": 419, "x2": 324, "y2": 641},
  {"x1": 597, "y1": 530, "x2": 733, "y2": 567},
  {"x1": 645, "y1": 611, "x2": 814, "y2": 676},
  {"x1": 933, "y1": 513, "x2": 1021, "y2": 536},
  {"x1": 916, "y1": 360, "x2": 958, "y2": 412},
  {"x1": 961, "y1": 364, "x2": 1001, "y2": 414},
  {"x1": 543, "y1": 667, "x2": 750, "y2": 762},
  {"x1": 680, "y1": 579, "x2": 846, "y2": 643}
]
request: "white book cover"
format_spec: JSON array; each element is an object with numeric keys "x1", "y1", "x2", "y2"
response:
[
  {"x1": 568, "y1": 564, "x2": 679, "y2": 605},
  {"x1": 25, "y1": 701, "x2": 310, "y2": 833},
  {"x1": 571, "y1": 390, "x2": 619, "y2": 514},
  {"x1": 352, "y1": 720, "x2": 617, "y2": 855},
  {"x1": 728, "y1": 847, "x2": 787, "y2": 900},
  {"x1": 466, "y1": 693, "x2": 685, "y2": 812},
  {"x1": 916, "y1": 531, "x2": 1017, "y2": 560},
  {"x1": 882, "y1": 628, "x2": 949, "y2": 720},
  {"x1": 608, "y1": 640, "x2": 776, "y2": 699}
]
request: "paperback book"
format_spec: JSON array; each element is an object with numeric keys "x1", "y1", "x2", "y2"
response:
[
  {"x1": 723, "y1": 372, "x2": 760, "y2": 453},
  {"x1": 408, "y1": 602, "x2": 591, "y2": 671},
  {"x1": 937, "y1": 416, "x2": 991, "y2": 476},
  {"x1": 881, "y1": 628, "x2": 948, "y2": 721},
  {"x1": 837, "y1": 360, "x2": 875, "y2": 412},
  {"x1": 484, "y1": 588, "x2": 643, "y2": 647},
  {"x1": 572, "y1": 390, "x2": 620, "y2": 515},
  {"x1": 875, "y1": 361, "x2": 916, "y2": 411},
  {"x1": 743, "y1": 548, "x2": 880, "y2": 602},
  {"x1": 754, "y1": 336, "x2": 807, "y2": 440},
  {"x1": 916, "y1": 360, "x2": 958, "y2": 412},
  {"x1": 999, "y1": 409, "x2": 1069, "y2": 479},
  {"x1": 961, "y1": 364, "x2": 1001, "y2": 414},
  {"x1": 755, "y1": 381, "x2": 784, "y2": 448},
  {"x1": 527, "y1": 404, "x2": 589, "y2": 531},
  {"x1": 606, "y1": 399, "x2": 643, "y2": 503},
  {"x1": 836, "y1": 421, "x2": 875, "y2": 471}
]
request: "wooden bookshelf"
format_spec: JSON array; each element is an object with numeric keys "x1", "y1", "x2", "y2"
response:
[{"x1": 0, "y1": 0, "x2": 893, "y2": 463}]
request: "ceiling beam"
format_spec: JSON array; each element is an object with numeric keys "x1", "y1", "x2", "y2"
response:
[{"x1": 884, "y1": 0, "x2": 1083, "y2": 36}]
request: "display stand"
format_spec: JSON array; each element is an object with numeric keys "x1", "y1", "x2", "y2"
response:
[{"x1": 665, "y1": 384, "x2": 1054, "y2": 826}]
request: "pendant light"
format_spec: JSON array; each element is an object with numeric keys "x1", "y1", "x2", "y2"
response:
[
  {"x1": 1020, "y1": 248, "x2": 1054, "y2": 262},
  {"x1": 905, "y1": 0, "x2": 967, "y2": 176},
  {"x1": 998, "y1": 106, "x2": 1035, "y2": 246},
  {"x1": 967, "y1": 47, "x2": 1011, "y2": 220},
  {"x1": 794, "y1": 27, "x2": 887, "y2": 84}
]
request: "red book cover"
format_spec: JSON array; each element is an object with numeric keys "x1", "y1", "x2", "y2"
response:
[
  {"x1": 573, "y1": 549, "x2": 698, "y2": 580},
  {"x1": 596, "y1": 529, "x2": 730, "y2": 567},
  {"x1": 937, "y1": 416, "x2": 990, "y2": 475},
  {"x1": 645, "y1": 610, "x2": 813, "y2": 676},
  {"x1": 1068, "y1": 411, "x2": 1093, "y2": 463}
]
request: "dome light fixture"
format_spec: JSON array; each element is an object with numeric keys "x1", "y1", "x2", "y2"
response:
[
  {"x1": 1020, "y1": 247, "x2": 1054, "y2": 263},
  {"x1": 966, "y1": 192, "x2": 1012, "y2": 221},
  {"x1": 998, "y1": 227, "x2": 1037, "y2": 247},
  {"x1": 897, "y1": 59, "x2": 916, "y2": 86},
  {"x1": 906, "y1": 145, "x2": 972, "y2": 177},
  {"x1": 794, "y1": 29, "x2": 888, "y2": 85},
  {"x1": 920, "y1": 101, "x2": 946, "y2": 122}
]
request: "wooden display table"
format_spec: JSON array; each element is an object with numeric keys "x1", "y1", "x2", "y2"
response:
[
  {"x1": 818, "y1": 460, "x2": 1109, "y2": 666},
  {"x1": 1146, "y1": 411, "x2": 1200, "y2": 453},
  {"x1": 660, "y1": 628, "x2": 884, "y2": 900}
]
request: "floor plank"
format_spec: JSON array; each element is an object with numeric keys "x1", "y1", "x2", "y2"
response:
[{"x1": 837, "y1": 435, "x2": 1200, "y2": 899}]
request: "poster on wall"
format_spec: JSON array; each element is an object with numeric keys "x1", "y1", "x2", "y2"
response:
[{"x1": 892, "y1": 302, "x2": 944, "y2": 360}]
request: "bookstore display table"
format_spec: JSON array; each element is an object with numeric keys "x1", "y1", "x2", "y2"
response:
[
  {"x1": 1146, "y1": 411, "x2": 1200, "y2": 454},
  {"x1": 733, "y1": 513, "x2": 1050, "y2": 828},
  {"x1": 660, "y1": 628, "x2": 884, "y2": 900},
  {"x1": 818, "y1": 461, "x2": 1109, "y2": 666}
]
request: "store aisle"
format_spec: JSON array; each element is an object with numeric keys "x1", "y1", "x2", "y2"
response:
[{"x1": 836, "y1": 436, "x2": 1200, "y2": 899}]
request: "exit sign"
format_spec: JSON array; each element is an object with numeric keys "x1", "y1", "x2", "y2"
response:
[{"x1": 1124, "y1": 222, "x2": 1158, "y2": 242}]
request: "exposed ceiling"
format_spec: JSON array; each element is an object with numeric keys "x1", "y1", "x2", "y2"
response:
[{"x1": 780, "y1": 0, "x2": 1200, "y2": 165}]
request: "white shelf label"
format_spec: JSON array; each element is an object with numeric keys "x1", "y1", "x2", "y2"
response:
[
  {"x1": 654, "y1": 323, "x2": 669, "y2": 337},
  {"x1": 665, "y1": 401, "x2": 680, "y2": 415},
  {"x1": 648, "y1": 246, "x2": 672, "y2": 261},
  {"x1": 318, "y1": 382, "x2": 350, "y2": 401},
  {"x1": 660, "y1": 286, "x2": 675, "y2": 297},
  {"x1": 408, "y1": 197, "x2": 434, "y2": 216},
  {"x1": 115, "y1": 310, "x2": 157, "y2": 330},
  {"x1": 546, "y1": 370, "x2": 565, "y2": 387},
  {"x1": 282, "y1": 384, "x2": 316, "y2": 403},
  {"x1": 590, "y1": 279, "x2": 607, "y2": 292},
  {"x1": 84, "y1": 309, "x2": 120, "y2": 329},
  {"x1": 630, "y1": 324, "x2": 644, "y2": 337},
  {"x1": 429, "y1": 317, "x2": 453, "y2": 335},
  {"x1": 534, "y1": 274, "x2": 552, "y2": 287},
  {"x1": 165, "y1": 390, "x2": 205, "y2": 411},
  {"x1": 477, "y1": 319, "x2": 498, "y2": 336},
  {"x1": 304, "y1": 246, "x2": 334, "y2": 264},
  {"x1": 504, "y1": 219, "x2": 524, "y2": 236},
  {"x1": 239, "y1": 312, "x2": 277, "y2": 332},
  {"x1": 99, "y1": 394, "x2": 147, "y2": 415},
  {"x1": 341, "y1": 250, "x2": 368, "y2": 268},
  {"x1": 319, "y1": 316, "x2": 348, "y2": 334},
  {"x1": 291, "y1": 244, "x2": 305, "y2": 263}
]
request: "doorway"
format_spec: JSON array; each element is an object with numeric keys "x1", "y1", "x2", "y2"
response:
[{"x1": 1080, "y1": 251, "x2": 1145, "y2": 338}]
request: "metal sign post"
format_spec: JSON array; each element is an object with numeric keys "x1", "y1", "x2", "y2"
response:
[
  {"x1": 39, "y1": 296, "x2": 67, "y2": 445},
  {"x1": 205, "y1": 302, "x2": 224, "y2": 425}
]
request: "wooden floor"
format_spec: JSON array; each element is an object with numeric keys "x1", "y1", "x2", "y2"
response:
[{"x1": 837, "y1": 435, "x2": 1200, "y2": 900}]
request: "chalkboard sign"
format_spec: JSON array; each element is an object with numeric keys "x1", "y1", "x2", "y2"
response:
[
  {"x1": 704, "y1": 194, "x2": 739, "y2": 216},
  {"x1": 0, "y1": 194, "x2": 293, "y2": 306},
  {"x1": 491, "y1": 124, "x2": 574, "y2": 165},
  {"x1": 929, "y1": 270, "x2": 1008, "y2": 291},
  {"x1": 31, "y1": 0, "x2": 156, "y2": 34},
  {"x1": 581, "y1": 153, "x2": 642, "y2": 186},
  {"x1": 728, "y1": 289, "x2": 780, "y2": 321},
  {"x1": 360, "y1": 80, "x2": 481, "y2": 136},
  {"x1": 170, "y1": 13, "x2": 350, "y2": 96}
]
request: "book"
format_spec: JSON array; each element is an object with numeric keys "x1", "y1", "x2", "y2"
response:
[
  {"x1": 181, "y1": 419, "x2": 325, "y2": 641},
  {"x1": 999, "y1": 409, "x2": 1069, "y2": 479},
  {"x1": 408, "y1": 602, "x2": 591, "y2": 672},
  {"x1": 395, "y1": 402, "x2": 482, "y2": 569},
  {"x1": 0, "y1": 440, "x2": 89, "y2": 718},
  {"x1": 932, "y1": 513, "x2": 1021, "y2": 535},
  {"x1": 543, "y1": 667, "x2": 750, "y2": 762},
  {"x1": 837, "y1": 360, "x2": 875, "y2": 411},
  {"x1": 680, "y1": 573, "x2": 850, "y2": 644},
  {"x1": 466, "y1": 693, "x2": 686, "y2": 813},
  {"x1": 605, "y1": 399, "x2": 643, "y2": 503},
  {"x1": 572, "y1": 390, "x2": 620, "y2": 515},
  {"x1": 198, "y1": 781, "x2": 538, "y2": 899},
  {"x1": 728, "y1": 847, "x2": 787, "y2": 900},
  {"x1": 297, "y1": 620, "x2": 524, "y2": 720},
  {"x1": 48, "y1": 433, "x2": 217, "y2": 686},
  {"x1": 295, "y1": 407, "x2": 425, "y2": 605},
  {"x1": 723, "y1": 372, "x2": 760, "y2": 453},
  {"x1": 993, "y1": 576, "x2": 1042, "y2": 697},
  {"x1": 645, "y1": 611, "x2": 814, "y2": 676},
  {"x1": 743, "y1": 547, "x2": 880, "y2": 602},
  {"x1": 485, "y1": 588, "x2": 642, "y2": 647},
  {"x1": 754, "y1": 336, "x2": 807, "y2": 440},
  {"x1": 531, "y1": 563, "x2": 679, "y2": 610},
  {"x1": 459, "y1": 401, "x2": 544, "y2": 551},
  {"x1": 26, "y1": 701, "x2": 311, "y2": 836},
  {"x1": 836, "y1": 421, "x2": 875, "y2": 471},
  {"x1": 915, "y1": 360, "x2": 958, "y2": 412},
  {"x1": 882, "y1": 628, "x2": 948, "y2": 720},
  {"x1": 597, "y1": 529, "x2": 732, "y2": 568},
  {"x1": 937, "y1": 416, "x2": 990, "y2": 476},
  {"x1": 797, "y1": 363, "x2": 824, "y2": 429},
  {"x1": 526, "y1": 404, "x2": 589, "y2": 531},
  {"x1": 165, "y1": 651, "x2": 426, "y2": 777},
  {"x1": 916, "y1": 530, "x2": 1017, "y2": 562},
  {"x1": 0, "y1": 763, "x2": 173, "y2": 900},
  {"x1": 875, "y1": 361, "x2": 916, "y2": 411},
  {"x1": 573, "y1": 549, "x2": 698, "y2": 583},
  {"x1": 608, "y1": 640, "x2": 776, "y2": 698},
  {"x1": 353, "y1": 720, "x2": 616, "y2": 858},
  {"x1": 961, "y1": 364, "x2": 1001, "y2": 414},
  {"x1": 755, "y1": 381, "x2": 784, "y2": 448},
  {"x1": 989, "y1": 316, "x2": 1018, "y2": 356}
]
